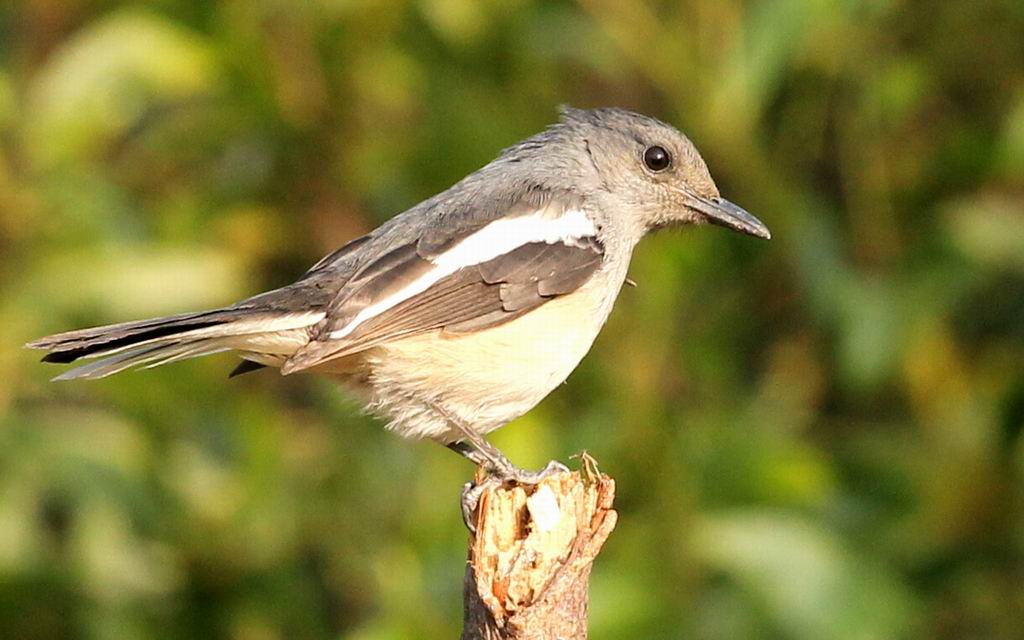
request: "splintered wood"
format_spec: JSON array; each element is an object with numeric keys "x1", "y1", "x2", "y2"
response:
[{"x1": 461, "y1": 457, "x2": 617, "y2": 640}]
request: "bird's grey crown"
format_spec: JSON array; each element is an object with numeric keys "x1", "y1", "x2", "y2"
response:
[{"x1": 557, "y1": 105, "x2": 675, "y2": 133}]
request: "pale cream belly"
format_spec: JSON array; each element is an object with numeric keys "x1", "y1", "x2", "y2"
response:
[{"x1": 363, "y1": 276, "x2": 617, "y2": 441}]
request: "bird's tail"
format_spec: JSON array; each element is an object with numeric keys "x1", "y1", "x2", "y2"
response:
[{"x1": 26, "y1": 307, "x2": 323, "y2": 380}]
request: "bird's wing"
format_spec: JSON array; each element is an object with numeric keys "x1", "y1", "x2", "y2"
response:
[{"x1": 280, "y1": 198, "x2": 604, "y2": 374}]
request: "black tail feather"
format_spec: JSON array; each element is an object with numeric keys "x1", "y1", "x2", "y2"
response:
[
  {"x1": 229, "y1": 360, "x2": 267, "y2": 378},
  {"x1": 38, "y1": 319, "x2": 225, "y2": 363},
  {"x1": 27, "y1": 305, "x2": 321, "y2": 380}
]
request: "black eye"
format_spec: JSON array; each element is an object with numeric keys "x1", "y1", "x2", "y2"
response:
[{"x1": 643, "y1": 145, "x2": 671, "y2": 172}]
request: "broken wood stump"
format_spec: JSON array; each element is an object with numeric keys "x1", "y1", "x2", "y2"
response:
[{"x1": 461, "y1": 454, "x2": 618, "y2": 640}]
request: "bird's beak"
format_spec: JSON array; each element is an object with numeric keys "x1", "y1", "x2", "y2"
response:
[{"x1": 688, "y1": 195, "x2": 771, "y2": 240}]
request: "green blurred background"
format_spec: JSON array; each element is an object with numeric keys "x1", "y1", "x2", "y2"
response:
[{"x1": 2, "y1": 0, "x2": 1023, "y2": 638}]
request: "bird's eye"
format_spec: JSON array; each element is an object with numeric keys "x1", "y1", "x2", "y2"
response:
[{"x1": 643, "y1": 145, "x2": 671, "y2": 172}]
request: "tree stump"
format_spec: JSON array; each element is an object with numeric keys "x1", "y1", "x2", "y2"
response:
[{"x1": 461, "y1": 454, "x2": 618, "y2": 640}]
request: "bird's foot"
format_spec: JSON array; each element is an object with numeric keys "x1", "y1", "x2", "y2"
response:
[
  {"x1": 460, "y1": 477, "x2": 499, "y2": 533},
  {"x1": 493, "y1": 458, "x2": 571, "y2": 484},
  {"x1": 460, "y1": 459, "x2": 570, "y2": 532}
]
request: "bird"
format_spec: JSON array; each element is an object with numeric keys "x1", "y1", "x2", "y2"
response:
[{"x1": 27, "y1": 107, "x2": 769, "y2": 522}]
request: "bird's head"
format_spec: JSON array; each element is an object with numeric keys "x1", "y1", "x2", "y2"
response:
[{"x1": 561, "y1": 107, "x2": 770, "y2": 240}]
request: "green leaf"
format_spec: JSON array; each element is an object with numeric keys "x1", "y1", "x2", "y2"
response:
[
  {"x1": 693, "y1": 510, "x2": 917, "y2": 640},
  {"x1": 24, "y1": 9, "x2": 220, "y2": 168}
]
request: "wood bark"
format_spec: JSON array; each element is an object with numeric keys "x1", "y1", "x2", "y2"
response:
[{"x1": 461, "y1": 454, "x2": 617, "y2": 640}]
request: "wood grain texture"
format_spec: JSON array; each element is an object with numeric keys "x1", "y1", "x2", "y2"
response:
[{"x1": 462, "y1": 456, "x2": 617, "y2": 640}]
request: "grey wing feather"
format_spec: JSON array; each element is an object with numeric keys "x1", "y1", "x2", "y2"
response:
[
  {"x1": 487, "y1": 241, "x2": 602, "y2": 313},
  {"x1": 303, "y1": 234, "x2": 372, "y2": 275},
  {"x1": 336, "y1": 278, "x2": 499, "y2": 352},
  {"x1": 536, "y1": 238, "x2": 604, "y2": 295},
  {"x1": 324, "y1": 244, "x2": 436, "y2": 329}
]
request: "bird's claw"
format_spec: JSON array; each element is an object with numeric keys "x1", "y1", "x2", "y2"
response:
[
  {"x1": 460, "y1": 459, "x2": 571, "y2": 533},
  {"x1": 460, "y1": 478, "x2": 498, "y2": 533},
  {"x1": 499, "y1": 459, "x2": 569, "y2": 484}
]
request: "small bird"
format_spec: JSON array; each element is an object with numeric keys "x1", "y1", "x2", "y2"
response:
[{"x1": 27, "y1": 107, "x2": 769, "y2": 520}]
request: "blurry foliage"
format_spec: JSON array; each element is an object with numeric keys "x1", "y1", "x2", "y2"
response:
[{"x1": 1, "y1": 0, "x2": 1023, "y2": 638}]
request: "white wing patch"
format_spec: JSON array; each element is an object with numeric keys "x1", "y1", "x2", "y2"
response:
[
  {"x1": 328, "y1": 208, "x2": 597, "y2": 340},
  {"x1": 432, "y1": 208, "x2": 596, "y2": 268}
]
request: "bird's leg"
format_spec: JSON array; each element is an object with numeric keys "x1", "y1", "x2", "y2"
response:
[
  {"x1": 445, "y1": 436, "x2": 515, "y2": 475},
  {"x1": 441, "y1": 413, "x2": 569, "y2": 482},
  {"x1": 434, "y1": 404, "x2": 568, "y2": 531},
  {"x1": 445, "y1": 441, "x2": 495, "y2": 469}
]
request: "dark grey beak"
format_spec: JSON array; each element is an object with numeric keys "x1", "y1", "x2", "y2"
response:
[{"x1": 689, "y1": 196, "x2": 771, "y2": 239}]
